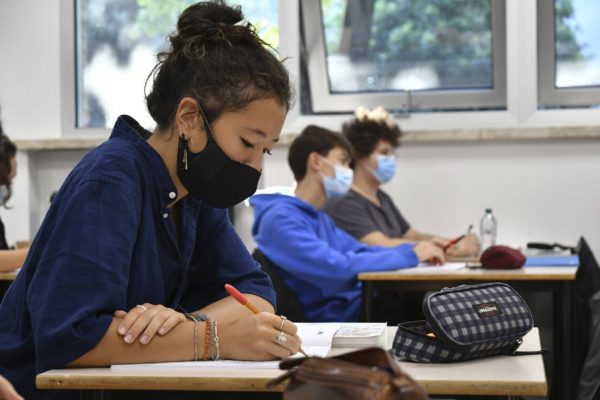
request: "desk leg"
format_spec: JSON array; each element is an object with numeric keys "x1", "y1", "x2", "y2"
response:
[
  {"x1": 80, "y1": 390, "x2": 109, "y2": 400},
  {"x1": 362, "y1": 281, "x2": 373, "y2": 322},
  {"x1": 553, "y1": 281, "x2": 575, "y2": 399}
]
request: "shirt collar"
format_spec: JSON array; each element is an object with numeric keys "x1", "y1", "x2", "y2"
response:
[{"x1": 110, "y1": 115, "x2": 179, "y2": 207}]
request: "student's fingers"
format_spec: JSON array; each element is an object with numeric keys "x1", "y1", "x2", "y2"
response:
[
  {"x1": 276, "y1": 315, "x2": 298, "y2": 337},
  {"x1": 432, "y1": 237, "x2": 448, "y2": 249},
  {"x1": 269, "y1": 330, "x2": 300, "y2": 358},
  {"x1": 117, "y1": 305, "x2": 147, "y2": 336},
  {"x1": 114, "y1": 310, "x2": 127, "y2": 318},
  {"x1": 157, "y1": 312, "x2": 187, "y2": 336},
  {"x1": 430, "y1": 247, "x2": 446, "y2": 265},
  {"x1": 139, "y1": 309, "x2": 174, "y2": 345},
  {"x1": 436, "y1": 248, "x2": 446, "y2": 264},
  {"x1": 123, "y1": 304, "x2": 165, "y2": 343}
]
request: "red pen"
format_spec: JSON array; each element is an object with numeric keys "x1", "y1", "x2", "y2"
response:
[
  {"x1": 224, "y1": 283, "x2": 261, "y2": 314},
  {"x1": 443, "y1": 234, "x2": 466, "y2": 252},
  {"x1": 443, "y1": 224, "x2": 473, "y2": 252},
  {"x1": 224, "y1": 283, "x2": 308, "y2": 357}
]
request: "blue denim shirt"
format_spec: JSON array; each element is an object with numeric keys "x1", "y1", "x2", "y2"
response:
[{"x1": 0, "y1": 115, "x2": 275, "y2": 400}]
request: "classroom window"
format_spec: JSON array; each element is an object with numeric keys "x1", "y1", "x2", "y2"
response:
[
  {"x1": 75, "y1": 0, "x2": 279, "y2": 129},
  {"x1": 538, "y1": 0, "x2": 600, "y2": 107},
  {"x1": 301, "y1": 0, "x2": 506, "y2": 113}
]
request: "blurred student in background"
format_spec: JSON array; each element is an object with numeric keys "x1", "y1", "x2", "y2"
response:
[
  {"x1": 251, "y1": 125, "x2": 444, "y2": 322},
  {"x1": 0, "y1": 112, "x2": 29, "y2": 272},
  {"x1": 324, "y1": 106, "x2": 480, "y2": 257}
]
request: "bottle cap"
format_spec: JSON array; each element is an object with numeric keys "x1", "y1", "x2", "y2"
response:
[{"x1": 485, "y1": 208, "x2": 492, "y2": 213}]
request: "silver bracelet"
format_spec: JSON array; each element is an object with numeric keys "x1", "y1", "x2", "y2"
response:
[
  {"x1": 193, "y1": 318, "x2": 199, "y2": 361},
  {"x1": 212, "y1": 319, "x2": 220, "y2": 361}
]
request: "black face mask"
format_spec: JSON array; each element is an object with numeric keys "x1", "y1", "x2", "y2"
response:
[{"x1": 176, "y1": 105, "x2": 261, "y2": 208}]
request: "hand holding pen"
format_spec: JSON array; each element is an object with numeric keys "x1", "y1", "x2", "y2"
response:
[
  {"x1": 225, "y1": 283, "x2": 308, "y2": 358},
  {"x1": 443, "y1": 224, "x2": 473, "y2": 252}
]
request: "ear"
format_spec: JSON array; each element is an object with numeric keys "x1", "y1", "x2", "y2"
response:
[
  {"x1": 306, "y1": 152, "x2": 322, "y2": 174},
  {"x1": 174, "y1": 97, "x2": 203, "y2": 140}
]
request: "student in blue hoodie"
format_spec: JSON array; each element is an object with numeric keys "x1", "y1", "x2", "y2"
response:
[{"x1": 251, "y1": 125, "x2": 444, "y2": 322}]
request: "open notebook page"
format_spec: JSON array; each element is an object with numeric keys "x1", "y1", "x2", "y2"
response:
[{"x1": 409, "y1": 262, "x2": 466, "y2": 272}]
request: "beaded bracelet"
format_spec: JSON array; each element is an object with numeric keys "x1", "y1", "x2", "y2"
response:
[{"x1": 203, "y1": 319, "x2": 212, "y2": 360}]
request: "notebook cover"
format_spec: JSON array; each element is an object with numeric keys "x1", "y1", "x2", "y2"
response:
[{"x1": 524, "y1": 255, "x2": 579, "y2": 267}]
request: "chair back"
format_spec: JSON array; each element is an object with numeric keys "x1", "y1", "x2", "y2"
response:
[
  {"x1": 252, "y1": 249, "x2": 306, "y2": 322},
  {"x1": 575, "y1": 237, "x2": 600, "y2": 400}
]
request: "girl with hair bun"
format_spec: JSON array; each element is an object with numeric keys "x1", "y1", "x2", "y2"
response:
[
  {"x1": 0, "y1": 2, "x2": 299, "y2": 399},
  {"x1": 0, "y1": 114, "x2": 29, "y2": 272}
]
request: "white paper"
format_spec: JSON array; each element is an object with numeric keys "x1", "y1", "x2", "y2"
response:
[
  {"x1": 111, "y1": 346, "x2": 330, "y2": 370},
  {"x1": 408, "y1": 262, "x2": 466, "y2": 272},
  {"x1": 295, "y1": 323, "x2": 340, "y2": 346}
]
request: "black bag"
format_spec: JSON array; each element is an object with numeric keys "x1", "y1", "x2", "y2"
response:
[{"x1": 392, "y1": 282, "x2": 535, "y2": 362}]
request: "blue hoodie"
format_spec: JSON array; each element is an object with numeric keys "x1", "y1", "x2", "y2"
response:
[{"x1": 250, "y1": 193, "x2": 419, "y2": 322}]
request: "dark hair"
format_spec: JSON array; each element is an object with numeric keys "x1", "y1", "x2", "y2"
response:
[
  {"x1": 288, "y1": 125, "x2": 353, "y2": 182},
  {"x1": 0, "y1": 116, "x2": 17, "y2": 207},
  {"x1": 342, "y1": 118, "x2": 402, "y2": 161},
  {"x1": 146, "y1": 0, "x2": 292, "y2": 129}
]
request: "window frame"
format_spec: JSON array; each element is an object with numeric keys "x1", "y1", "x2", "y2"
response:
[
  {"x1": 537, "y1": 0, "x2": 600, "y2": 107},
  {"x1": 300, "y1": 0, "x2": 507, "y2": 113},
  {"x1": 57, "y1": 0, "x2": 600, "y2": 138},
  {"x1": 60, "y1": 0, "x2": 108, "y2": 136}
]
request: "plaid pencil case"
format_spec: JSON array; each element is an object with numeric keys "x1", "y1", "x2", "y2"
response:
[{"x1": 392, "y1": 282, "x2": 534, "y2": 362}]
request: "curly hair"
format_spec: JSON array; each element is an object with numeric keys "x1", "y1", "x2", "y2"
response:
[
  {"x1": 342, "y1": 118, "x2": 402, "y2": 161},
  {"x1": 145, "y1": 0, "x2": 292, "y2": 128},
  {"x1": 0, "y1": 117, "x2": 17, "y2": 207}
]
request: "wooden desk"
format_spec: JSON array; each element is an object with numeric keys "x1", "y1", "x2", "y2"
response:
[
  {"x1": 0, "y1": 270, "x2": 18, "y2": 281},
  {"x1": 36, "y1": 328, "x2": 546, "y2": 398},
  {"x1": 359, "y1": 266, "x2": 577, "y2": 400}
]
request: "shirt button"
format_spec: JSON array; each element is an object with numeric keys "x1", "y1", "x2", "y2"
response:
[
  {"x1": 163, "y1": 213, "x2": 169, "y2": 219},
  {"x1": 169, "y1": 191, "x2": 176, "y2": 199}
]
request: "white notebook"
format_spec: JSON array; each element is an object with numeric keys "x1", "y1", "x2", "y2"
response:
[{"x1": 332, "y1": 323, "x2": 387, "y2": 348}]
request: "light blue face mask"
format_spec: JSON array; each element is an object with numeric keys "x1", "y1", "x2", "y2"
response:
[
  {"x1": 0, "y1": 185, "x2": 8, "y2": 204},
  {"x1": 321, "y1": 160, "x2": 353, "y2": 199},
  {"x1": 371, "y1": 154, "x2": 396, "y2": 184}
]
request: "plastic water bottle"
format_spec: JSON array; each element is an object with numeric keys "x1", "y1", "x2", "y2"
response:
[{"x1": 480, "y1": 208, "x2": 497, "y2": 252}]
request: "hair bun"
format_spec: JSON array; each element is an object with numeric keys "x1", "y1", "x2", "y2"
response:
[{"x1": 170, "y1": 1, "x2": 249, "y2": 54}]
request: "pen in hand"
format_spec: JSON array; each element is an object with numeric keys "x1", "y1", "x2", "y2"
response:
[
  {"x1": 443, "y1": 224, "x2": 473, "y2": 252},
  {"x1": 224, "y1": 283, "x2": 309, "y2": 358}
]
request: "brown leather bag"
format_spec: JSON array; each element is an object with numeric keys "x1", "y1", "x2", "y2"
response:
[{"x1": 267, "y1": 347, "x2": 428, "y2": 400}]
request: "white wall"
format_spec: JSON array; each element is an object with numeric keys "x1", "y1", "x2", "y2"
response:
[{"x1": 0, "y1": 0, "x2": 63, "y2": 139}]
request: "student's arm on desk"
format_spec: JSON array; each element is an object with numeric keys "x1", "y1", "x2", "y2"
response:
[
  {"x1": 69, "y1": 304, "x2": 298, "y2": 367},
  {"x1": 0, "y1": 248, "x2": 28, "y2": 272},
  {"x1": 257, "y1": 210, "x2": 419, "y2": 292},
  {"x1": 68, "y1": 319, "x2": 196, "y2": 367},
  {"x1": 360, "y1": 231, "x2": 445, "y2": 264},
  {"x1": 403, "y1": 229, "x2": 480, "y2": 258}
]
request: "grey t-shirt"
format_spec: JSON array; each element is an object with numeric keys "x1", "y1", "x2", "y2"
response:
[{"x1": 323, "y1": 189, "x2": 411, "y2": 240}]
